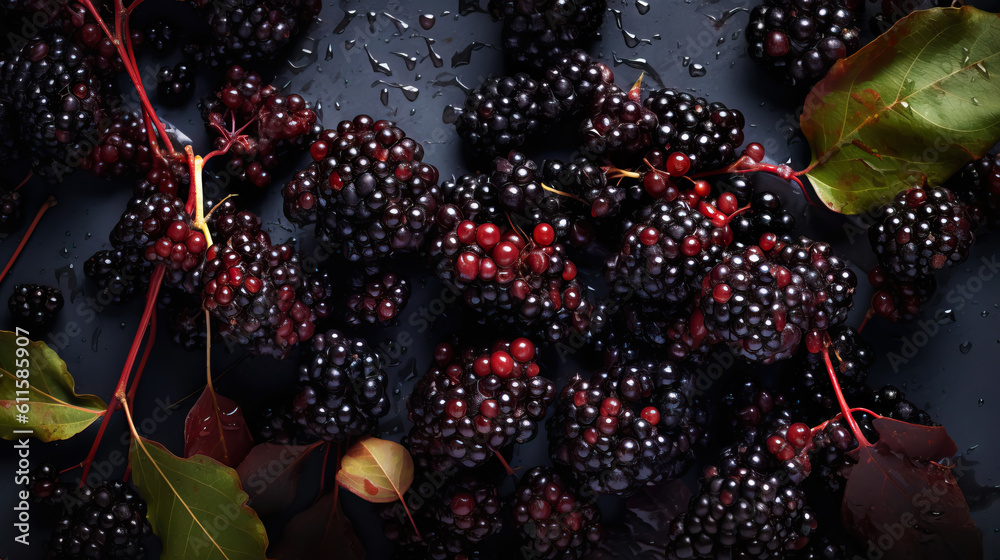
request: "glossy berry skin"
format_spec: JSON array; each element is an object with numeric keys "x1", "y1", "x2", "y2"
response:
[
  {"x1": 156, "y1": 62, "x2": 195, "y2": 103},
  {"x1": 581, "y1": 81, "x2": 658, "y2": 161},
  {"x1": 283, "y1": 115, "x2": 443, "y2": 263},
  {"x1": 947, "y1": 152, "x2": 1000, "y2": 224},
  {"x1": 700, "y1": 237, "x2": 857, "y2": 363},
  {"x1": 548, "y1": 358, "x2": 709, "y2": 495},
  {"x1": 542, "y1": 157, "x2": 636, "y2": 218},
  {"x1": 785, "y1": 325, "x2": 873, "y2": 418},
  {"x1": 407, "y1": 340, "x2": 555, "y2": 470},
  {"x1": 84, "y1": 249, "x2": 151, "y2": 305},
  {"x1": 606, "y1": 198, "x2": 732, "y2": 304},
  {"x1": 292, "y1": 329, "x2": 389, "y2": 441},
  {"x1": 432, "y1": 220, "x2": 594, "y2": 343},
  {"x1": 344, "y1": 270, "x2": 411, "y2": 326},
  {"x1": 8, "y1": 284, "x2": 64, "y2": 333},
  {"x1": 868, "y1": 186, "x2": 975, "y2": 280},
  {"x1": 81, "y1": 110, "x2": 153, "y2": 179},
  {"x1": 201, "y1": 65, "x2": 321, "y2": 188},
  {"x1": 47, "y1": 480, "x2": 152, "y2": 560},
  {"x1": 488, "y1": 0, "x2": 607, "y2": 74},
  {"x1": 512, "y1": 466, "x2": 603, "y2": 560},
  {"x1": 868, "y1": 265, "x2": 936, "y2": 322},
  {"x1": 643, "y1": 88, "x2": 746, "y2": 173},
  {"x1": 746, "y1": 0, "x2": 862, "y2": 89}
]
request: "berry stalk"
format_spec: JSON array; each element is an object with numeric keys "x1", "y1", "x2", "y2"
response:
[
  {"x1": 0, "y1": 196, "x2": 57, "y2": 286},
  {"x1": 821, "y1": 342, "x2": 871, "y2": 447},
  {"x1": 125, "y1": 307, "x2": 157, "y2": 408}
]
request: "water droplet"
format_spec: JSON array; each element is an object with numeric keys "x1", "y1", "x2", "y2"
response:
[
  {"x1": 333, "y1": 9, "x2": 358, "y2": 34},
  {"x1": 410, "y1": 108, "x2": 416, "y2": 116},
  {"x1": 375, "y1": 80, "x2": 420, "y2": 101},
  {"x1": 382, "y1": 12, "x2": 409, "y2": 34},
  {"x1": 431, "y1": 74, "x2": 473, "y2": 94},
  {"x1": 636, "y1": 1, "x2": 650, "y2": 14},
  {"x1": 982, "y1": 310, "x2": 990, "y2": 318},
  {"x1": 610, "y1": 53, "x2": 665, "y2": 88},
  {"x1": 419, "y1": 14, "x2": 436, "y2": 29},
  {"x1": 412, "y1": 34, "x2": 443, "y2": 68},
  {"x1": 120, "y1": 322, "x2": 126, "y2": 329},
  {"x1": 380, "y1": 88, "x2": 389, "y2": 106},
  {"x1": 85, "y1": 232, "x2": 92, "y2": 239},
  {"x1": 975, "y1": 61, "x2": 989, "y2": 79},
  {"x1": 391, "y1": 51, "x2": 418, "y2": 71},
  {"x1": 978, "y1": 398, "x2": 985, "y2": 407},
  {"x1": 960, "y1": 341, "x2": 973, "y2": 354},
  {"x1": 325, "y1": 44, "x2": 334, "y2": 60},
  {"x1": 345, "y1": 39, "x2": 356, "y2": 50},
  {"x1": 961, "y1": 46, "x2": 970, "y2": 65},
  {"x1": 682, "y1": 56, "x2": 691, "y2": 67},
  {"x1": 732, "y1": 30, "x2": 741, "y2": 40},
  {"x1": 689, "y1": 63, "x2": 707, "y2": 78},
  {"x1": 622, "y1": 28, "x2": 640, "y2": 48},
  {"x1": 717, "y1": 36, "x2": 725, "y2": 46},
  {"x1": 91, "y1": 328, "x2": 101, "y2": 352},
  {"x1": 334, "y1": 100, "x2": 342, "y2": 110},
  {"x1": 60, "y1": 247, "x2": 69, "y2": 257},
  {"x1": 288, "y1": 37, "x2": 319, "y2": 73},
  {"x1": 366, "y1": 11, "x2": 378, "y2": 33},
  {"x1": 972, "y1": 97, "x2": 980, "y2": 106},
  {"x1": 967, "y1": 444, "x2": 979, "y2": 453},
  {"x1": 452, "y1": 42, "x2": 491, "y2": 68},
  {"x1": 364, "y1": 45, "x2": 392, "y2": 76},
  {"x1": 715, "y1": 51, "x2": 721, "y2": 60},
  {"x1": 937, "y1": 309, "x2": 956, "y2": 324},
  {"x1": 199, "y1": 428, "x2": 211, "y2": 437},
  {"x1": 652, "y1": 33, "x2": 661, "y2": 40},
  {"x1": 443, "y1": 104, "x2": 462, "y2": 123}
]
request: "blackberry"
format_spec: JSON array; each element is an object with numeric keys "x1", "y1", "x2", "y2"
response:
[
  {"x1": 47, "y1": 480, "x2": 152, "y2": 560},
  {"x1": 785, "y1": 326, "x2": 872, "y2": 420},
  {"x1": 0, "y1": 184, "x2": 24, "y2": 233},
  {"x1": 255, "y1": 405, "x2": 312, "y2": 444},
  {"x1": 27, "y1": 463, "x2": 69, "y2": 507},
  {"x1": 868, "y1": 186, "x2": 976, "y2": 280},
  {"x1": 487, "y1": 151, "x2": 585, "y2": 244},
  {"x1": 699, "y1": 235, "x2": 857, "y2": 363},
  {"x1": 665, "y1": 430, "x2": 817, "y2": 559},
  {"x1": 512, "y1": 466, "x2": 603, "y2": 560},
  {"x1": 864, "y1": 384, "x2": 935, "y2": 427},
  {"x1": 192, "y1": 0, "x2": 322, "y2": 65},
  {"x1": 130, "y1": 150, "x2": 190, "y2": 201},
  {"x1": 605, "y1": 198, "x2": 731, "y2": 304},
  {"x1": 644, "y1": 88, "x2": 746, "y2": 173},
  {"x1": 382, "y1": 470, "x2": 505, "y2": 559},
  {"x1": 84, "y1": 249, "x2": 150, "y2": 304},
  {"x1": 746, "y1": 0, "x2": 862, "y2": 89},
  {"x1": 455, "y1": 73, "x2": 558, "y2": 161},
  {"x1": 946, "y1": 152, "x2": 1000, "y2": 224},
  {"x1": 730, "y1": 190, "x2": 797, "y2": 243},
  {"x1": 868, "y1": 265, "x2": 936, "y2": 322},
  {"x1": 489, "y1": 0, "x2": 607, "y2": 74},
  {"x1": 620, "y1": 303, "x2": 717, "y2": 363},
  {"x1": 300, "y1": 270, "x2": 336, "y2": 324},
  {"x1": 201, "y1": 219, "x2": 317, "y2": 358},
  {"x1": 431, "y1": 220, "x2": 594, "y2": 343},
  {"x1": 156, "y1": 62, "x2": 195, "y2": 103},
  {"x1": 540, "y1": 49, "x2": 608, "y2": 114},
  {"x1": 291, "y1": 329, "x2": 389, "y2": 441},
  {"x1": 581, "y1": 80, "x2": 658, "y2": 161},
  {"x1": 8, "y1": 284, "x2": 64, "y2": 333},
  {"x1": 0, "y1": 29, "x2": 104, "y2": 175},
  {"x1": 344, "y1": 270, "x2": 411, "y2": 326},
  {"x1": 542, "y1": 157, "x2": 636, "y2": 218},
  {"x1": 548, "y1": 357, "x2": 708, "y2": 495},
  {"x1": 201, "y1": 65, "x2": 321, "y2": 188},
  {"x1": 81, "y1": 109, "x2": 153, "y2": 179},
  {"x1": 407, "y1": 339, "x2": 556, "y2": 470},
  {"x1": 285, "y1": 116, "x2": 443, "y2": 263},
  {"x1": 438, "y1": 173, "x2": 501, "y2": 228}
]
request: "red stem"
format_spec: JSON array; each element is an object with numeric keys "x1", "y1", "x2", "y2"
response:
[
  {"x1": 857, "y1": 307, "x2": 875, "y2": 334},
  {"x1": 79, "y1": 266, "x2": 165, "y2": 486},
  {"x1": 13, "y1": 171, "x2": 32, "y2": 192},
  {"x1": 0, "y1": 196, "x2": 57, "y2": 286},
  {"x1": 492, "y1": 449, "x2": 515, "y2": 475},
  {"x1": 125, "y1": 307, "x2": 157, "y2": 407},
  {"x1": 821, "y1": 343, "x2": 871, "y2": 448}
]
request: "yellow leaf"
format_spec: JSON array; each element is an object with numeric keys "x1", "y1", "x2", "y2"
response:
[{"x1": 335, "y1": 436, "x2": 414, "y2": 503}]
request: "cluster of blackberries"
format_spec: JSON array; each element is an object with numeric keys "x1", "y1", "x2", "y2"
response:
[
  {"x1": 47, "y1": 480, "x2": 152, "y2": 560},
  {"x1": 190, "y1": 0, "x2": 321, "y2": 65},
  {"x1": 487, "y1": 0, "x2": 607, "y2": 73}
]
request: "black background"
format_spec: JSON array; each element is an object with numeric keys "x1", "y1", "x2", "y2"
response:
[{"x1": 1, "y1": 0, "x2": 1000, "y2": 558}]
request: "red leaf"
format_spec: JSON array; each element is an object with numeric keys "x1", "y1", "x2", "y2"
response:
[
  {"x1": 272, "y1": 491, "x2": 365, "y2": 560},
  {"x1": 842, "y1": 418, "x2": 982, "y2": 560},
  {"x1": 236, "y1": 442, "x2": 317, "y2": 517},
  {"x1": 183, "y1": 387, "x2": 254, "y2": 467}
]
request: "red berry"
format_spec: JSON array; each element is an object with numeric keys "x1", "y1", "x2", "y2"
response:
[
  {"x1": 510, "y1": 338, "x2": 535, "y2": 362},
  {"x1": 641, "y1": 407, "x2": 660, "y2": 425},
  {"x1": 446, "y1": 399, "x2": 467, "y2": 418},
  {"x1": 693, "y1": 180, "x2": 711, "y2": 198},
  {"x1": 533, "y1": 223, "x2": 555, "y2": 246},
  {"x1": 785, "y1": 423, "x2": 810, "y2": 449},
  {"x1": 666, "y1": 152, "x2": 691, "y2": 177},
  {"x1": 713, "y1": 284, "x2": 732, "y2": 303},
  {"x1": 476, "y1": 223, "x2": 501, "y2": 249},
  {"x1": 743, "y1": 142, "x2": 765, "y2": 162},
  {"x1": 490, "y1": 351, "x2": 514, "y2": 377},
  {"x1": 640, "y1": 227, "x2": 659, "y2": 246},
  {"x1": 600, "y1": 397, "x2": 622, "y2": 417}
]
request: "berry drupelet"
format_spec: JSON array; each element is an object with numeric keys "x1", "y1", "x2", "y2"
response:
[
  {"x1": 47, "y1": 480, "x2": 152, "y2": 560},
  {"x1": 344, "y1": 270, "x2": 411, "y2": 326},
  {"x1": 291, "y1": 329, "x2": 389, "y2": 441},
  {"x1": 605, "y1": 197, "x2": 732, "y2": 304},
  {"x1": 513, "y1": 466, "x2": 604, "y2": 560},
  {"x1": 868, "y1": 264, "x2": 936, "y2": 322},
  {"x1": 542, "y1": 157, "x2": 635, "y2": 218},
  {"x1": 431, "y1": 220, "x2": 594, "y2": 343},
  {"x1": 407, "y1": 339, "x2": 556, "y2": 470},
  {"x1": 699, "y1": 235, "x2": 857, "y2": 363},
  {"x1": 283, "y1": 115, "x2": 443, "y2": 263},
  {"x1": 81, "y1": 109, "x2": 153, "y2": 179},
  {"x1": 548, "y1": 357, "x2": 708, "y2": 495},
  {"x1": 488, "y1": 0, "x2": 607, "y2": 74},
  {"x1": 746, "y1": 0, "x2": 862, "y2": 89},
  {"x1": 581, "y1": 80, "x2": 658, "y2": 161},
  {"x1": 156, "y1": 62, "x2": 195, "y2": 104},
  {"x1": 192, "y1": 0, "x2": 322, "y2": 65},
  {"x1": 84, "y1": 249, "x2": 151, "y2": 304},
  {"x1": 201, "y1": 65, "x2": 321, "y2": 188},
  {"x1": 785, "y1": 325, "x2": 873, "y2": 419},
  {"x1": 868, "y1": 186, "x2": 976, "y2": 281},
  {"x1": 8, "y1": 284, "x2": 64, "y2": 333},
  {"x1": 643, "y1": 88, "x2": 746, "y2": 173},
  {"x1": 0, "y1": 184, "x2": 23, "y2": 233},
  {"x1": 947, "y1": 152, "x2": 1000, "y2": 223}
]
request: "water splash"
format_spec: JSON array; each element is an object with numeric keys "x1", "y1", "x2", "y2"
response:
[
  {"x1": 610, "y1": 53, "x2": 665, "y2": 88},
  {"x1": 374, "y1": 80, "x2": 420, "y2": 101},
  {"x1": 391, "y1": 51, "x2": 418, "y2": 71},
  {"x1": 333, "y1": 9, "x2": 358, "y2": 34},
  {"x1": 383, "y1": 12, "x2": 409, "y2": 34},
  {"x1": 364, "y1": 45, "x2": 392, "y2": 76},
  {"x1": 412, "y1": 34, "x2": 444, "y2": 68},
  {"x1": 698, "y1": 6, "x2": 748, "y2": 29}
]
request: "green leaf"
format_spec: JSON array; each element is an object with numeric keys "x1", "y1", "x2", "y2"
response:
[
  {"x1": 0, "y1": 331, "x2": 106, "y2": 441},
  {"x1": 801, "y1": 6, "x2": 1000, "y2": 214},
  {"x1": 129, "y1": 434, "x2": 269, "y2": 560}
]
